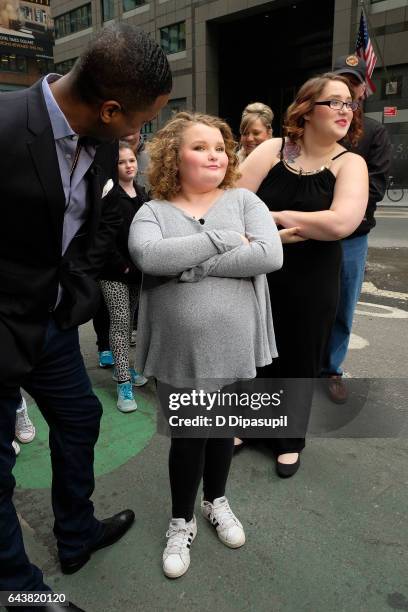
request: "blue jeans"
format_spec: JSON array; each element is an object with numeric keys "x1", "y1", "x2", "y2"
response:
[
  {"x1": 0, "y1": 318, "x2": 103, "y2": 592},
  {"x1": 323, "y1": 234, "x2": 368, "y2": 376}
]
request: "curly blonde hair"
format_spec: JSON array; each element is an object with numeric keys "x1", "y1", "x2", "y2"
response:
[
  {"x1": 147, "y1": 111, "x2": 241, "y2": 200},
  {"x1": 284, "y1": 73, "x2": 363, "y2": 146}
]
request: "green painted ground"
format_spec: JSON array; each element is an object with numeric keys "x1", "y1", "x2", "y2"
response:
[{"x1": 14, "y1": 388, "x2": 156, "y2": 489}]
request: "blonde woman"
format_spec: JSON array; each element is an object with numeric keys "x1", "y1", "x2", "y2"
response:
[{"x1": 237, "y1": 102, "x2": 274, "y2": 162}]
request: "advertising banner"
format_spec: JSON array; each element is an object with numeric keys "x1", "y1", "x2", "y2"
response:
[{"x1": 0, "y1": 0, "x2": 53, "y2": 58}]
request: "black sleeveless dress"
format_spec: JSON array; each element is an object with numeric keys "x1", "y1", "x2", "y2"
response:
[{"x1": 256, "y1": 140, "x2": 347, "y2": 453}]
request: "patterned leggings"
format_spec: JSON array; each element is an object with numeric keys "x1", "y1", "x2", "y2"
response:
[{"x1": 100, "y1": 280, "x2": 139, "y2": 383}]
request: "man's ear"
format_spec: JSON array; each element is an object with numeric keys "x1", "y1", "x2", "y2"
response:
[{"x1": 100, "y1": 100, "x2": 122, "y2": 123}]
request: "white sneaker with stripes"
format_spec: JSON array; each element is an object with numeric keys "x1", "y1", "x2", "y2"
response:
[
  {"x1": 162, "y1": 516, "x2": 197, "y2": 578},
  {"x1": 201, "y1": 496, "x2": 245, "y2": 548}
]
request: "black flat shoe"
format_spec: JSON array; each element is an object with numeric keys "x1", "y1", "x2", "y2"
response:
[
  {"x1": 276, "y1": 456, "x2": 300, "y2": 478},
  {"x1": 60, "y1": 509, "x2": 135, "y2": 574}
]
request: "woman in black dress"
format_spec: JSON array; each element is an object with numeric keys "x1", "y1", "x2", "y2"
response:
[{"x1": 237, "y1": 73, "x2": 368, "y2": 476}]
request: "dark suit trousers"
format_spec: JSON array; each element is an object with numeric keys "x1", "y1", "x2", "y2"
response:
[{"x1": 0, "y1": 318, "x2": 103, "y2": 591}]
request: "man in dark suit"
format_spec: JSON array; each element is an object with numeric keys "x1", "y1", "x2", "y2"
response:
[{"x1": 0, "y1": 23, "x2": 171, "y2": 609}]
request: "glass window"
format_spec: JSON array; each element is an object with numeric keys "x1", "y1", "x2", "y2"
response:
[
  {"x1": 101, "y1": 0, "x2": 114, "y2": 21},
  {"x1": 122, "y1": 0, "x2": 145, "y2": 12},
  {"x1": 54, "y1": 58, "x2": 77, "y2": 75},
  {"x1": 160, "y1": 21, "x2": 186, "y2": 55},
  {"x1": 81, "y1": 5, "x2": 91, "y2": 27},
  {"x1": 36, "y1": 57, "x2": 54, "y2": 74},
  {"x1": 8, "y1": 54, "x2": 17, "y2": 71},
  {"x1": 141, "y1": 121, "x2": 153, "y2": 136},
  {"x1": 21, "y1": 6, "x2": 33, "y2": 19},
  {"x1": 55, "y1": 4, "x2": 91, "y2": 39},
  {"x1": 70, "y1": 11, "x2": 78, "y2": 32},
  {"x1": 0, "y1": 54, "x2": 28, "y2": 72},
  {"x1": 160, "y1": 97, "x2": 186, "y2": 124},
  {"x1": 17, "y1": 56, "x2": 28, "y2": 72},
  {"x1": 35, "y1": 8, "x2": 46, "y2": 23}
]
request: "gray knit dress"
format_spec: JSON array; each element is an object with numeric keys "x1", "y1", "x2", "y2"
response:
[{"x1": 128, "y1": 187, "x2": 283, "y2": 389}]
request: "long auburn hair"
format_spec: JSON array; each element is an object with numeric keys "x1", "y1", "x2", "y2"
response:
[
  {"x1": 147, "y1": 112, "x2": 241, "y2": 201},
  {"x1": 284, "y1": 73, "x2": 363, "y2": 147}
]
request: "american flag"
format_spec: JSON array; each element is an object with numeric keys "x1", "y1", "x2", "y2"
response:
[{"x1": 355, "y1": 9, "x2": 377, "y2": 96}]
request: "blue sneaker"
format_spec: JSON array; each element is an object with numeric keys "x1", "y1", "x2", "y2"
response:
[
  {"x1": 117, "y1": 381, "x2": 137, "y2": 413},
  {"x1": 129, "y1": 367, "x2": 148, "y2": 387},
  {"x1": 99, "y1": 351, "x2": 114, "y2": 368},
  {"x1": 113, "y1": 368, "x2": 148, "y2": 387}
]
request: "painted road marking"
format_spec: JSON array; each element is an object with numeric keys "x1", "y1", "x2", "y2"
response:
[
  {"x1": 14, "y1": 388, "x2": 156, "y2": 489},
  {"x1": 356, "y1": 301, "x2": 408, "y2": 319},
  {"x1": 376, "y1": 210, "x2": 408, "y2": 218},
  {"x1": 361, "y1": 281, "x2": 408, "y2": 302},
  {"x1": 348, "y1": 333, "x2": 369, "y2": 349}
]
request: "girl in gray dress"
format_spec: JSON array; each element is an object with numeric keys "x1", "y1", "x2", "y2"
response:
[{"x1": 129, "y1": 112, "x2": 284, "y2": 579}]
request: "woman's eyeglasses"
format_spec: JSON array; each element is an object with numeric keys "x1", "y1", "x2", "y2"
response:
[{"x1": 314, "y1": 99, "x2": 359, "y2": 112}]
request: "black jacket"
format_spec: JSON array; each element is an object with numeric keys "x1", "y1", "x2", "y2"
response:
[
  {"x1": 100, "y1": 182, "x2": 148, "y2": 283},
  {"x1": 343, "y1": 116, "x2": 391, "y2": 238},
  {"x1": 0, "y1": 79, "x2": 121, "y2": 386}
]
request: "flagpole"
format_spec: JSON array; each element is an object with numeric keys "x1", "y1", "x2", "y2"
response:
[{"x1": 359, "y1": 0, "x2": 390, "y2": 81}]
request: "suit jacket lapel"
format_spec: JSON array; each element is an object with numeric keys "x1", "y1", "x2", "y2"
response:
[
  {"x1": 26, "y1": 80, "x2": 65, "y2": 249},
  {"x1": 87, "y1": 162, "x2": 103, "y2": 238}
]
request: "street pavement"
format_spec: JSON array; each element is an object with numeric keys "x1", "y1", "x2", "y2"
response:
[
  {"x1": 378, "y1": 193, "x2": 408, "y2": 209},
  {"x1": 370, "y1": 205, "x2": 408, "y2": 248},
  {"x1": 5, "y1": 208, "x2": 408, "y2": 612},
  {"x1": 345, "y1": 206, "x2": 408, "y2": 380}
]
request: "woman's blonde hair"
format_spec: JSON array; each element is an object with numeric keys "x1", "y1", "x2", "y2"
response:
[
  {"x1": 284, "y1": 73, "x2": 363, "y2": 146},
  {"x1": 239, "y1": 102, "x2": 274, "y2": 136},
  {"x1": 148, "y1": 111, "x2": 241, "y2": 200}
]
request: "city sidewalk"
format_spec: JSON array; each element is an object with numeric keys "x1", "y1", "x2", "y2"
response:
[
  {"x1": 6, "y1": 322, "x2": 408, "y2": 612},
  {"x1": 378, "y1": 193, "x2": 408, "y2": 208}
]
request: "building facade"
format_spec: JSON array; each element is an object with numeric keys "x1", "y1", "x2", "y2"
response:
[
  {"x1": 0, "y1": 0, "x2": 54, "y2": 90},
  {"x1": 334, "y1": 0, "x2": 408, "y2": 184},
  {"x1": 49, "y1": 0, "x2": 408, "y2": 181}
]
